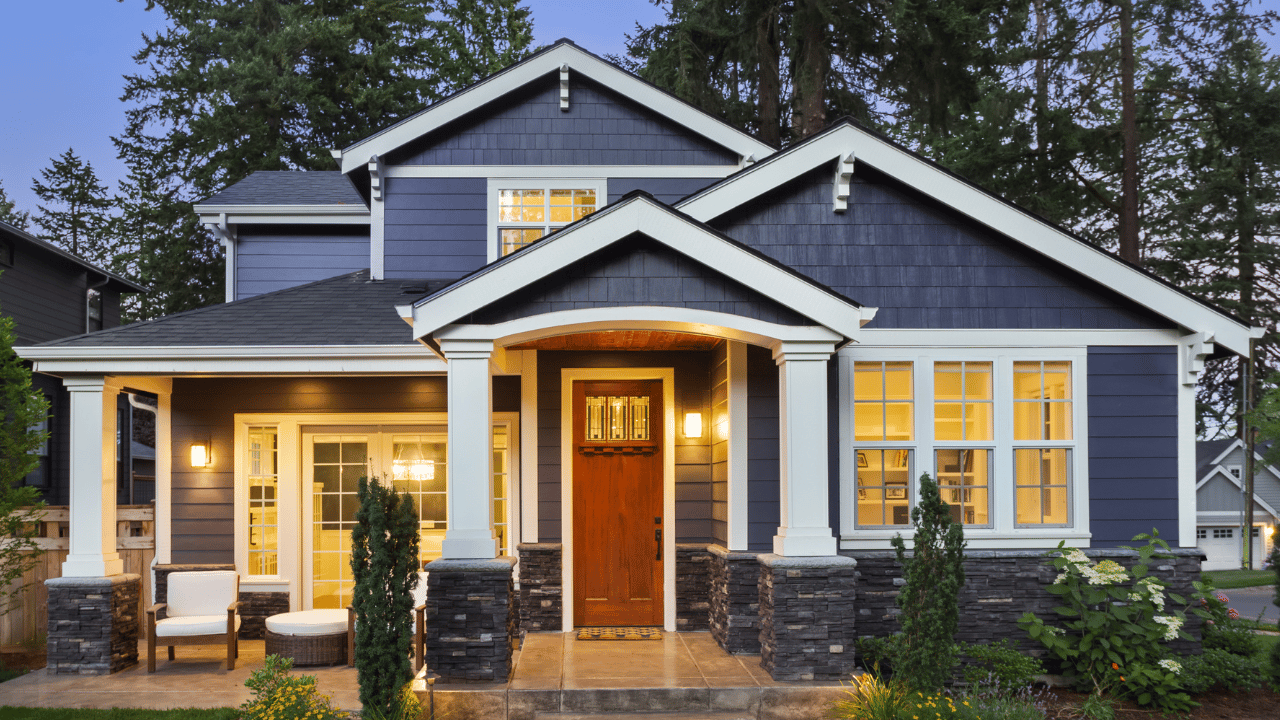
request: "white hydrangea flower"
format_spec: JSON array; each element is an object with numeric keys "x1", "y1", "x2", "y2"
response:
[
  {"x1": 1158, "y1": 659, "x2": 1181, "y2": 674},
  {"x1": 1154, "y1": 615, "x2": 1183, "y2": 641}
]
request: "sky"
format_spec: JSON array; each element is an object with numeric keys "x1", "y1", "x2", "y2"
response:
[{"x1": 1, "y1": 0, "x2": 1278, "y2": 219}]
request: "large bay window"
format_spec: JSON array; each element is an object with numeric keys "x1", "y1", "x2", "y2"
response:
[
  {"x1": 489, "y1": 180, "x2": 604, "y2": 259},
  {"x1": 843, "y1": 350, "x2": 1085, "y2": 545}
]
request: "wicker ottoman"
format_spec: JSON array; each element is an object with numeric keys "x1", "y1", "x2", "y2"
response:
[{"x1": 264, "y1": 609, "x2": 352, "y2": 666}]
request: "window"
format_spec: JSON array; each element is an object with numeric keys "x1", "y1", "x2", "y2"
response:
[
  {"x1": 488, "y1": 180, "x2": 605, "y2": 260},
  {"x1": 86, "y1": 287, "x2": 103, "y2": 332},
  {"x1": 1228, "y1": 466, "x2": 1242, "y2": 479},
  {"x1": 934, "y1": 362, "x2": 993, "y2": 527},
  {"x1": 0, "y1": 238, "x2": 13, "y2": 266},
  {"x1": 1213, "y1": 528, "x2": 1233, "y2": 539},
  {"x1": 1196, "y1": 528, "x2": 1207, "y2": 540},
  {"x1": 1013, "y1": 361, "x2": 1072, "y2": 526},
  {"x1": 853, "y1": 362, "x2": 914, "y2": 526},
  {"x1": 246, "y1": 427, "x2": 279, "y2": 576},
  {"x1": 844, "y1": 351, "x2": 1083, "y2": 543}
]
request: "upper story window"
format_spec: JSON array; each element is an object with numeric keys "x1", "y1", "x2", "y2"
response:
[
  {"x1": 0, "y1": 238, "x2": 13, "y2": 266},
  {"x1": 488, "y1": 180, "x2": 606, "y2": 260},
  {"x1": 86, "y1": 287, "x2": 103, "y2": 332}
]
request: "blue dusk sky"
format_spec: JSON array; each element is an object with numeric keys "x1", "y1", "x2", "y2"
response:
[{"x1": 1, "y1": 0, "x2": 1277, "y2": 218}]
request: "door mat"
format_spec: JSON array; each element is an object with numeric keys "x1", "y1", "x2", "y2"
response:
[{"x1": 576, "y1": 626, "x2": 663, "y2": 641}]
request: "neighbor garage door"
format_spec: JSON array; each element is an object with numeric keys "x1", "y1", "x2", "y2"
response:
[{"x1": 1198, "y1": 527, "x2": 1264, "y2": 570}]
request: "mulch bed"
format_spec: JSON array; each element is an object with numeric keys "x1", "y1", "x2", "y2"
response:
[{"x1": 1042, "y1": 686, "x2": 1280, "y2": 720}]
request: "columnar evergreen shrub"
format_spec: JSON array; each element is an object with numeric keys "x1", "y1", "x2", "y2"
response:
[
  {"x1": 889, "y1": 472, "x2": 966, "y2": 691},
  {"x1": 0, "y1": 308, "x2": 49, "y2": 616},
  {"x1": 350, "y1": 476, "x2": 419, "y2": 716}
]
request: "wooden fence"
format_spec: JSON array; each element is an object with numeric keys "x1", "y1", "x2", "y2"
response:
[{"x1": 0, "y1": 505, "x2": 154, "y2": 647}]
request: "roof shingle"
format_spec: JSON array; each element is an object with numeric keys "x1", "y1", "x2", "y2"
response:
[{"x1": 198, "y1": 171, "x2": 367, "y2": 207}]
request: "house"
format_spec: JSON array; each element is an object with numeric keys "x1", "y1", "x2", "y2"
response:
[
  {"x1": 17, "y1": 41, "x2": 1262, "y2": 680},
  {"x1": 0, "y1": 220, "x2": 147, "y2": 504},
  {"x1": 1196, "y1": 438, "x2": 1279, "y2": 570}
]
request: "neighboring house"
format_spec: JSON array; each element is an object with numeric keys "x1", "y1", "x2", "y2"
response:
[
  {"x1": 17, "y1": 42, "x2": 1263, "y2": 680},
  {"x1": 0, "y1": 220, "x2": 147, "y2": 505},
  {"x1": 1196, "y1": 438, "x2": 1279, "y2": 570}
]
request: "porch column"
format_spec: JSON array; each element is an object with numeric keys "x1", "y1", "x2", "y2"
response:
[
  {"x1": 440, "y1": 338, "x2": 499, "y2": 559},
  {"x1": 62, "y1": 376, "x2": 123, "y2": 577},
  {"x1": 772, "y1": 341, "x2": 838, "y2": 557}
]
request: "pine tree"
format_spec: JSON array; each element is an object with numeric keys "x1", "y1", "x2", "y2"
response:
[
  {"x1": 30, "y1": 149, "x2": 113, "y2": 265},
  {"x1": 350, "y1": 476, "x2": 419, "y2": 716},
  {"x1": 0, "y1": 306, "x2": 49, "y2": 616},
  {"x1": 114, "y1": 0, "x2": 534, "y2": 315},
  {"x1": 890, "y1": 473, "x2": 967, "y2": 691},
  {"x1": 0, "y1": 180, "x2": 30, "y2": 230}
]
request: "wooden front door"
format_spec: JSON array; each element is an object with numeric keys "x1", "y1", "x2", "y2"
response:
[{"x1": 572, "y1": 380, "x2": 664, "y2": 626}]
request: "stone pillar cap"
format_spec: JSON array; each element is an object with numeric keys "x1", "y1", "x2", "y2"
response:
[{"x1": 758, "y1": 554, "x2": 857, "y2": 568}]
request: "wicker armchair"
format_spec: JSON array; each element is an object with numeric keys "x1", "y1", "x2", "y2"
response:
[{"x1": 147, "y1": 570, "x2": 241, "y2": 672}]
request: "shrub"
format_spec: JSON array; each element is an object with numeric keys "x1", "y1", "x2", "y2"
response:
[
  {"x1": 957, "y1": 639, "x2": 1045, "y2": 693},
  {"x1": 855, "y1": 636, "x2": 901, "y2": 675},
  {"x1": 889, "y1": 472, "x2": 966, "y2": 691},
  {"x1": 1017, "y1": 531, "x2": 1193, "y2": 713},
  {"x1": 1178, "y1": 648, "x2": 1264, "y2": 694},
  {"x1": 962, "y1": 690, "x2": 1048, "y2": 720},
  {"x1": 1196, "y1": 587, "x2": 1263, "y2": 657},
  {"x1": 350, "y1": 476, "x2": 420, "y2": 716},
  {"x1": 828, "y1": 672, "x2": 911, "y2": 720},
  {"x1": 239, "y1": 654, "x2": 345, "y2": 720}
]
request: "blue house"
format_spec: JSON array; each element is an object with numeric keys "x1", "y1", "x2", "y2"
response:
[{"x1": 18, "y1": 41, "x2": 1259, "y2": 680}]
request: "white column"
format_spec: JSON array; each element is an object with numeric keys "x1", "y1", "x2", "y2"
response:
[
  {"x1": 772, "y1": 341, "x2": 838, "y2": 557},
  {"x1": 154, "y1": 387, "x2": 173, "y2": 565},
  {"x1": 726, "y1": 341, "x2": 750, "y2": 551},
  {"x1": 441, "y1": 338, "x2": 499, "y2": 559},
  {"x1": 62, "y1": 376, "x2": 123, "y2": 577}
]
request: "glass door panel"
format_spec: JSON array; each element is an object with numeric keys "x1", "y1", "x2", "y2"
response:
[
  {"x1": 308, "y1": 434, "x2": 370, "y2": 609},
  {"x1": 388, "y1": 433, "x2": 448, "y2": 567}
]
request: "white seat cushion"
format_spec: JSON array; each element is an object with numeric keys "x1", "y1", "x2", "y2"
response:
[
  {"x1": 266, "y1": 609, "x2": 349, "y2": 637},
  {"x1": 168, "y1": 571, "x2": 238, "y2": 618},
  {"x1": 155, "y1": 614, "x2": 241, "y2": 638}
]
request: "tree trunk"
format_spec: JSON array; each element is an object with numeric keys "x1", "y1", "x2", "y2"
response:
[
  {"x1": 1118, "y1": 0, "x2": 1141, "y2": 263},
  {"x1": 791, "y1": 0, "x2": 827, "y2": 139},
  {"x1": 756, "y1": 5, "x2": 781, "y2": 147},
  {"x1": 1034, "y1": 0, "x2": 1049, "y2": 195}
]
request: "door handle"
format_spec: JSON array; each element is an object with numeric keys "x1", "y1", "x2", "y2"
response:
[{"x1": 655, "y1": 528, "x2": 662, "y2": 561}]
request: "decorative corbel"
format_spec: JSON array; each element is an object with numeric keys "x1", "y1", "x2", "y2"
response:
[
  {"x1": 833, "y1": 152, "x2": 855, "y2": 213},
  {"x1": 206, "y1": 212, "x2": 235, "y2": 247},
  {"x1": 560, "y1": 64, "x2": 570, "y2": 111},
  {"x1": 368, "y1": 154, "x2": 384, "y2": 201},
  {"x1": 742, "y1": 154, "x2": 756, "y2": 168},
  {"x1": 1181, "y1": 331, "x2": 1215, "y2": 386}
]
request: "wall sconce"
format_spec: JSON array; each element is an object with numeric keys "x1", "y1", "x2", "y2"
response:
[
  {"x1": 683, "y1": 412, "x2": 703, "y2": 439},
  {"x1": 190, "y1": 441, "x2": 211, "y2": 468}
]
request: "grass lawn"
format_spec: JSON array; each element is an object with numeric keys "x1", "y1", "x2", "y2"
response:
[
  {"x1": 1203, "y1": 569, "x2": 1277, "y2": 589},
  {"x1": 0, "y1": 710, "x2": 236, "y2": 720}
]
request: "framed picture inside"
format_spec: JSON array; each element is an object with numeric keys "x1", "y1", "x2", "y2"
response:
[
  {"x1": 886, "y1": 487, "x2": 907, "y2": 500},
  {"x1": 857, "y1": 451, "x2": 869, "y2": 468}
]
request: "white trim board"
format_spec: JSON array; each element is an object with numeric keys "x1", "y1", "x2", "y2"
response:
[
  {"x1": 559, "y1": 367, "x2": 676, "y2": 633},
  {"x1": 677, "y1": 123, "x2": 1260, "y2": 356},
  {"x1": 385, "y1": 165, "x2": 736, "y2": 179},
  {"x1": 412, "y1": 195, "x2": 874, "y2": 342},
  {"x1": 338, "y1": 43, "x2": 772, "y2": 174},
  {"x1": 20, "y1": 345, "x2": 445, "y2": 376}
]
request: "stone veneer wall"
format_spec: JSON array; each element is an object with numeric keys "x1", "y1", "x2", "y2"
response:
[
  {"x1": 848, "y1": 548, "x2": 1204, "y2": 657},
  {"x1": 517, "y1": 543, "x2": 562, "y2": 632},
  {"x1": 708, "y1": 545, "x2": 760, "y2": 653},
  {"x1": 153, "y1": 563, "x2": 289, "y2": 639},
  {"x1": 676, "y1": 544, "x2": 713, "y2": 631},
  {"x1": 46, "y1": 574, "x2": 141, "y2": 675},
  {"x1": 426, "y1": 557, "x2": 518, "y2": 682},
  {"x1": 758, "y1": 555, "x2": 858, "y2": 681}
]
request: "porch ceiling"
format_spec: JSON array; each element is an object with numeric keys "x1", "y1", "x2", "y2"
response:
[{"x1": 506, "y1": 330, "x2": 722, "y2": 352}]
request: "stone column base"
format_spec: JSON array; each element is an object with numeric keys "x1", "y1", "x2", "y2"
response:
[
  {"x1": 426, "y1": 556, "x2": 518, "y2": 682},
  {"x1": 708, "y1": 545, "x2": 760, "y2": 654},
  {"x1": 517, "y1": 544, "x2": 562, "y2": 632},
  {"x1": 759, "y1": 554, "x2": 857, "y2": 681},
  {"x1": 46, "y1": 574, "x2": 141, "y2": 675},
  {"x1": 676, "y1": 544, "x2": 713, "y2": 631}
]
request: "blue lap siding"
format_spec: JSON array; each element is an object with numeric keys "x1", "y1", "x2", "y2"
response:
[
  {"x1": 236, "y1": 228, "x2": 369, "y2": 299},
  {"x1": 384, "y1": 177, "x2": 488, "y2": 280},
  {"x1": 1086, "y1": 346, "x2": 1180, "y2": 546}
]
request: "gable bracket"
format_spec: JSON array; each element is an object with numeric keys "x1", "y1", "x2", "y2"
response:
[
  {"x1": 742, "y1": 154, "x2": 757, "y2": 168},
  {"x1": 204, "y1": 213, "x2": 238, "y2": 304},
  {"x1": 560, "y1": 64, "x2": 570, "y2": 111},
  {"x1": 368, "y1": 155, "x2": 385, "y2": 201},
  {"x1": 1181, "y1": 331, "x2": 1215, "y2": 386},
  {"x1": 833, "y1": 152, "x2": 855, "y2": 213}
]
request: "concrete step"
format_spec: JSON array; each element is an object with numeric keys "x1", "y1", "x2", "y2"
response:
[{"x1": 538, "y1": 713, "x2": 753, "y2": 720}]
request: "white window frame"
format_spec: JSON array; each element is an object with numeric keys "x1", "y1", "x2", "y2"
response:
[
  {"x1": 839, "y1": 346, "x2": 1090, "y2": 550},
  {"x1": 233, "y1": 411, "x2": 520, "y2": 607},
  {"x1": 486, "y1": 178, "x2": 607, "y2": 262}
]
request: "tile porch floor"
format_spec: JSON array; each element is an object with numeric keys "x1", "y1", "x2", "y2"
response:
[{"x1": 0, "y1": 632, "x2": 849, "y2": 719}]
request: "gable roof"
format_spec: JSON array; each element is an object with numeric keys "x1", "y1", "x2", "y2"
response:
[
  {"x1": 196, "y1": 171, "x2": 366, "y2": 207},
  {"x1": 28, "y1": 270, "x2": 438, "y2": 348},
  {"x1": 676, "y1": 120, "x2": 1261, "y2": 356},
  {"x1": 335, "y1": 40, "x2": 774, "y2": 175},
  {"x1": 0, "y1": 221, "x2": 146, "y2": 293},
  {"x1": 1196, "y1": 438, "x2": 1280, "y2": 482},
  {"x1": 409, "y1": 192, "x2": 876, "y2": 343}
]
